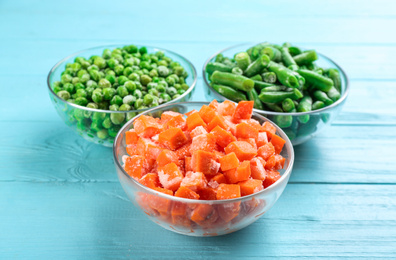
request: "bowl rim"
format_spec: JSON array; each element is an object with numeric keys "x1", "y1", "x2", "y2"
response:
[
  {"x1": 47, "y1": 44, "x2": 198, "y2": 114},
  {"x1": 202, "y1": 42, "x2": 350, "y2": 116},
  {"x1": 113, "y1": 101, "x2": 295, "y2": 204}
]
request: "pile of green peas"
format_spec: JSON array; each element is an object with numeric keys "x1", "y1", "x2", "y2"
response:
[{"x1": 52, "y1": 44, "x2": 190, "y2": 141}]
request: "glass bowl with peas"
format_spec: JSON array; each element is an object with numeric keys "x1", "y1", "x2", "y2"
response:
[
  {"x1": 47, "y1": 44, "x2": 197, "y2": 147},
  {"x1": 202, "y1": 42, "x2": 349, "y2": 145}
]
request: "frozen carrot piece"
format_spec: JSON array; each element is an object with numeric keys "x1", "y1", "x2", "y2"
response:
[
  {"x1": 158, "y1": 127, "x2": 188, "y2": 150},
  {"x1": 213, "y1": 150, "x2": 226, "y2": 161},
  {"x1": 207, "y1": 114, "x2": 229, "y2": 132},
  {"x1": 199, "y1": 105, "x2": 217, "y2": 124},
  {"x1": 161, "y1": 111, "x2": 183, "y2": 123},
  {"x1": 175, "y1": 144, "x2": 191, "y2": 159},
  {"x1": 210, "y1": 126, "x2": 237, "y2": 148},
  {"x1": 261, "y1": 121, "x2": 276, "y2": 140},
  {"x1": 211, "y1": 173, "x2": 227, "y2": 184},
  {"x1": 145, "y1": 142, "x2": 163, "y2": 162},
  {"x1": 235, "y1": 122, "x2": 259, "y2": 141},
  {"x1": 190, "y1": 126, "x2": 208, "y2": 139},
  {"x1": 175, "y1": 186, "x2": 200, "y2": 199},
  {"x1": 186, "y1": 112, "x2": 207, "y2": 131},
  {"x1": 257, "y1": 132, "x2": 268, "y2": 147},
  {"x1": 238, "y1": 179, "x2": 263, "y2": 196},
  {"x1": 257, "y1": 142, "x2": 275, "y2": 160},
  {"x1": 263, "y1": 170, "x2": 281, "y2": 188},
  {"x1": 208, "y1": 99, "x2": 219, "y2": 110},
  {"x1": 217, "y1": 100, "x2": 236, "y2": 116},
  {"x1": 185, "y1": 109, "x2": 198, "y2": 117},
  {"x1": 171, "y1": 202, "x2": 191, "y2": 227},
  {"x1": 218, "y1": 202, "x2": 240, "y2": 222},
  {"x1": 224, "y1": 160, "x2": 251, "y2": 184},
  {"x1": 189, "y1": 133, "x2": 217, "y2": 153},
  {"x1": 149, "y1": 187, "x2": 173, "y2": 215},
  {"x1": 219, "y1": 152, "x2": 239, "y2": 172},
  {"x1": 197, "y1": 187, "x2": 217, "y2": 200},
  {"x1": 156, "y1": 149, "x2": 179, "y2": 167},
  {"x1": 158, "y1": 162, "x2": 184, "y2": 191},
  {"x1": 125, "y1": 130, "x2": 139, "y2": 145},
  {"x1": 271, "y1": 134, "x2": 286, "y2": 154},
  {"x1": 124, "y1": 155, "x2": 147, "y2": 180},
  {"x1": 126, "y1": 144, "x2": 137, "y2": 156},
  {"x1": 237, "y1": 137, "x2": 257, "y2": 149},
  {"x1": 265, "y1": 154, "x2": 285, "y2": 170},
  {"x1": 190, "y1": 204, "x2": 215, "y2": 223},
  {"x1": 250, "y1": 157, "x2": 266, "y2": 180},
  {"x1": 191, "y1": 150, "x2": 220, "y2": 176},
  {"x1": 139, "y1": 173, "x2": 160, "y2": 189},
  {"x1": 185, "y1": 157, "x2": 192, "y2": 172},
  {"x1": 232, "y1": 101, "x2": 254, "y2": 122},
  {"x1": 216, "y1": 184, "x2": 241, "y2": 200},
  {"x1": 224, "y1": 141, "x2": 257, "y2": 161},
  {"x1": 133, "y1": 115, "x2": 162, "y2": 138},
  {"x1": 180, "y1": 171, "x2": 208, "y2": 192},
  {"x1": 164, "y1": 115, "x2": 187, "y2": 130},
  {"x1": 243, "y1": 119, "x2": 262, "y2": 131}
]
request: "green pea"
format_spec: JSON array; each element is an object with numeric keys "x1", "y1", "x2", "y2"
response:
[
  {"x1": 75, "y1": 97, "x2": 88, "y2": 106},
  {"x1": 149, "y1": 69, "x2": 158, "y2": 78},
  {"x1": 94, "y1": 57, "x2": 106, "y2": 69},
  {"x1": 75, "y1": 57, "x2": 86, "y2": 64},
  {"x1": 142, "y1": 68, "x2": 150, "y2": 75},
  {"x1": 86, "y1": 87, "x2": 94, "y2": 97},
  {"x1": 177, "y1": 89, "x2": 186, "y2": 95},
  {"x1": 88, "y1": 69, "x2": 100, "y2": 81},
  {"x1": 57, "y1": 90, "x2": 70, "y2": 100},
  {"x1": 124, "y1": 45, "x2": 138, "y2": 54},
  {"x1": 72, "y1": 77, "x2": 80, "y2": 85},
  {"x1": 179, "y1": 77, "x2": 185, "y2": 84},
  {"x1": 155, "y1": 51, "x2": 165, "y2": 59},
  {"x1": 134, "y1": 81, "x2": 143, "y2": 90},
  {"x1": 107, "y1": 58, "x2": 119, "y2": 69},
  {"x1": 170, "y1": 61, "x2": 180, "y2": 68},
  {"x1": 109, "y1": 104, "x2": 119, "y2": 111},
  {"x1": 86, "y1": 80, "x2": 98, "y2": 89},
  {"x1": 147, "y1": 82, "x2": 158, "y2": 89},
  {"x1": 92, "y1": 92, "x2": 104, "y2": 103},
  {"x1": 151, "y1": 100, "x2": 159, "y2": 107},
  {"x1": 63, "y1": 83, "x2": 75, "y2": 94},
  {"x1": 105, "y1": 74, "x2": 116, "y2": 84},
  {"x1": 123, "y1": 66, "x2": 134, "y2": 77},
  {"x1": 172, "y1": 94, "x2": 181, "y2": 99},
  {"x1": 159, "y1": 93, "x2": 171, "y2": 103},
  {"x1": 76, "y1": 89, "x2": 87, "y2": 98},
  {"x1": 110, "y1": 95, "x2": 123, "y2": 106},
  {"x1": 119, "y1": 104, "x2": 131, "y2": 111},
  {"x1": 139, "y1": 61, "x2": 151, "y2": 70},
  {"x1": 148, "y1": 88, "x2": 159, "y2": 97},
  {"x1": 117, "y1": 86, "x2": 129, "y2": 98},
  {"x1": 166, "y1": 76, "x2": 175, "y2": 86},
  {"x1": 97, "y1": 101, "x2": 109, "y2": 110},
  {"x1": 126, "y1": 112, "x2": 137, "y2": 121},
  {"x1": 167, "y1": 87, "x2": 177, "y2": 96},
  {"x1": 114, "y1": 64, "x2": 124, "y2": 75},
  {"x1": 110, "y1": 113, "x2": 125, "y2": 125},
  {"x1": 139, "y1": 46, "x2": 148, "y2": 54},
  {"x1": 102, "y1": 49, "x2": 112, "y2": 59},
  {"x1": 103, "y1": 88, "x2": 116, "y2": 100},
  {"x1": 97, "y1": 129, "x2": 108, "y2": 140},
  {"x1": 157, "y1": 83, "x2": 166, "y2": 93},
  {"x1": 86, "y1": 102, "x2": 98, "y2": 109},
  {"x1": 133, "y1": 89, "x2": 143, "y2": 99},
  {"x1": 174, "y1": 66, "x2": 184, "y2": 76},
  {"x1": 61, "y1": 74, "x2": 72, "y2": 84},
  {"x1": 74, "y1": 82, "x2": 84, "y2": 90},
  {"x1": 174, "y1": 84, "x2": 182, "y2": 90},
  {"x1": 53, "y1": 86, "x2": 62, "y2": 94},
  {"x1": 87, "y1": 64, "x2": 99, "y2": 71},
  {"x1": 157, "y1": 60, "x2": 168, "y2": 67},
  {"x1": 123, "y1": 95, "x2": 136, "y2": 106},
  {"x1": 118, "y1": 76, "x2": 129, "y2": 85},
  {"x1": 124, "y1": 81, "x2": 136, "y2": 93},
  {"x1": 128, "y1": 72, "x2": 140, "y2": 81},
  {"x1": 140, "y1": 74, "x2": 152, "y2": 86},
  {"x1": 98, "y1": 78, "x2": 111, "y2": 89},
  {"x1": 91, "y1": 121, "x2": 102, "y2": 132},
  {"x1": 92, "y1": 112, "x2": 106, "y2": 123},
  {"x1": 102, "y1": 117, "x2": 112, "y2": 129},
  {"x1": 79, "y1": 73, "x2": 90, "y2": 83},
  {"x1": 53, "y1": 81, "x2": 62, "y2": 88},
  {"x1": 134, "y1": 98, "x2": 144, "y2": 109},
  {"x1": 181, "y1": 83, "x2": 190, "y2": 91},
  {"x1": 143, "y1": 94, "x2": 154, "y2": 105}
]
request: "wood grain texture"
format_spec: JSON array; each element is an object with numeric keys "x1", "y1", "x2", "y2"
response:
[{"x1": 1, "y1": 0, "x2": 396, "y2": 258}]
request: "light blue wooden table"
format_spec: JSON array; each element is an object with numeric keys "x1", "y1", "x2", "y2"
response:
[{"x1": 1, "y1": 0, "x2": 396, "y2": 258}]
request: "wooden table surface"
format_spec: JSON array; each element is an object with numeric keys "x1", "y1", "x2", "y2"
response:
[{"x1": 1, "y1": 0, "x2": 396, "y2": 258}]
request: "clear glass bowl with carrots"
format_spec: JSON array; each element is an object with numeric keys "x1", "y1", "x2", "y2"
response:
[{"x1": 113, "y1": 101, "x2": 294, "y2": 236}]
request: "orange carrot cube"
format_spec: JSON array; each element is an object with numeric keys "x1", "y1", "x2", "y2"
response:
[
  {"x1": 125, "y1": 130, "x2": 139, "y2": 145},
  {"x1": 158, "y1": 162, "x2": 184, "y2": 191},
  {"x1": 216, "y1": 184, "x2": 241, "y2": 200},
  {"x1": 217, "y1": 100, "x2": 236, "y2": 116},
  {"x1": 124, "y1": 155, "x2": 147, "y2": 180},
  {"x1": 263, "y1": 170, "x2": 281, "y2": 188},
  {"x1": 139, "y1": 173, "x2": 160, "y2": 189},
  {"x1": 257, "y1": 142, "x2": 275, "y2": 161},
  {"x1": 250, "y1": 157, "x2": 267, "y2": 181},
  {"x1": 180, "y1": 171, "x2": 208, "y2": 192},
  {"x1": 232, "y1": 101, "x2": 254, "y2": 122},
  {"x1": 190, "y1": 126, "x2": 208, "y2": 139},
  {"x1": 175, "y1": 186, "x2": 200, "y2": 199},
  {"x1": 207, "y1": 114, "x2": 229, "y2": 132},
  {"x1": 199, "y1": 105, "x2": 217, "y2": 124},
  {"x1": 219, "y1": 152, "x2": 240, "y2": 172},
  {"x1": 186, "y1": 112, "x2": 207, "y2": 131},
  {"x1": 133, "y1": 115, "x2": 162, "y2": 138},
  {"x1": 238, "y1": 179, "x2": 263, "y2": 196},
  {"x1": 271, "y1": 134, "x2": 286, "y2": 154},
  {"x1": 189, "y1": 133, "x2": 217, "y2": 153},
  {"x1": 158, "y1": 127, "x2": 188, "y2": 150},
  {"x1": 156, "y1": 149, "x2": 179, "y2": 167},
  {"x1": 224, "y1": 160, "x2": 251, "y2": 184},
  {"x1": 191, "y1": 150, "x2": 220, "y2": 176},
  {"x1": 235, "y1": 122, "x2": 259, "y2": 141},
  {"x1": 261, "y1": 121, "x2": 276, "y2": 140},
  {"x1": 210, "y1": 125, "x2": 237, "y2": 148},
  {"x1": 224, "y1": 141, "x2": 257, "y2": 161}
]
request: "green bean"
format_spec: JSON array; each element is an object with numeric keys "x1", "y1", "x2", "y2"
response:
[
  {"x1": 293, "y1": 50, "x2": 318, "y2": 65},
  {"x1": 297, "y1": 69, "x2": 333, "y2": 92},
  {"x1": 312, "y1": 101, "x2": 325, "y2": 110},
  {"x1": 260, "y1": 85, "x2": 288, "y2": 92},
  {"x1": 253, "y1": 80, "x2": 274, "y2": 92},
  {"x1": 296, "y1": 96, "x2": 312, "y2": 124},
  {"x1": 231, "y1": 67, "x2": 243, "y2": 75},
  {"x1": 288, "y1": 46, "x2": 302, "y2": 56},
  {"x1": 326, "y1": 86, "x2": 341, "y2": 102},
  {"x1": 262, "y1": 46, "x2": 282, "y2": 62},
  {"x1": 263, "y1": 102, "x2": 283, "y2": 112},
  {"x1": 281, "y1": 98, "x2": 295, "y2": 112},
  {"x1": 273, "y1": 115, "x2": 293, "y2": 128},
  {"x1": 234, "y1": 52, "x2": 251, "y2": 71},
  {"x1": 206, "y1": 62, "x2": 234, "y2": 74},
  {"x1": 280, "y1": 47, "x2": 298, "y2": 68},
  {"x1": 313, "y1": 90, "x2": 334, "y2": 106},
  {"x1": 326, "y1": 68, "x2": 342, "y2": 92},
  {"x1": 258, "y1": 88, "x2": 303, "y2": 103},
  {"x1": 268, "y1": 61, "x2": 299, "y2": 88},
  {"x1": 262, "y1": 72, "x2": 277, "y2": 84},
  {"x1": 246, "y1": 88, "x2": 264, "y2": 110},
  {"x1": 211, "y1": 84, "x2": 247, "y2": 102},
  {"x1": 244, "y1": 55, "x2": 270, "y2": 77},
  {"x1": 211, "y1": 71, "x2": 254, "y2": 92},
  {"x1": 250, "y1": 74, "x2": 262, "y2": 81}
]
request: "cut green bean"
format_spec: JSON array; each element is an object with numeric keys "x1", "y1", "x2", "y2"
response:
[
  {"x1": 268, "y1": 61, "x2": 299, "y2": 88},
  {"x1": 234, "y1": 52, "x2": 251, "y2": 71},
  {"x1": 312, "y1": 101, "x2": 325, "y2": 110},
  {"x1": 313, "y1": 90, "x2": 334, "y2": 106},
  {"x1": 258, "y1": 88, "x2": 303, "y2": 103},
  {"x1": 261, "y1": 85, "x2": 288, "y2": 92},
  {"x1": 250, "y1": 74, "x2": 262, "y2": 81},
  {"x1": 326, "y1": 86, "x2": 341, "y2": 102},
  {"x1": 206, "y1": 62, "x2": 234, "y2": 74},
  {"x1": 297, "y1": 96, "x2": 312, "y2": 112},
  {"x1": 211, "y1": 71, "x2": 254, "y2": 92},
  {"x1": 293, "y1": 50, "x2": 318, "y2": 65},
  {"x1": 326, "y1": 68, "x2": 342, "y2": 92},
  {"x1": 262, "y1": 46, "x2": 281, "y2": 62},
  {"x1": 244, "y1": 55, "x2": 270, "y2": 77},
  {"x1": 281, "y1": 98, "x2": 295, "y2": 112},
  {"x1": 280, "y1": 47, "x2": 298, "y2": 68},
  {"x1": 262, "y1": 72, "x2": 277, "y2": 84},
  {"x1": 211, "y1": 84, "x2": 247, "y2": 102},
  {"x1": 246, "y1": 88, "x2": 264, "y2": 110},
  {"x1": 297, "y1": 69, "x2": 333, "y2": 92},
  {"x1": 288, "y1": 46, "x2": 302, "y2": 56},
  {"x1": 264, "y1": 102, "x2": 283, "y2": 112},
  {"x1": 231, "y1": 67, "x2": 243, "y2": 75},
  {"x1": 274, "y1": 115, "x2": 293, "y2": 128},
  {"x1": 253, "y1": 80, "x2": 274, "y2": 91}
]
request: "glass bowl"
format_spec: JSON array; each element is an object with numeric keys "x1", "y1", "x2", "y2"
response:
[
  {"x1": 113, "y1": 101, "x2": 294, "y2": 236},
  {"x1": 47, "y1": 45, "x2": 197, "y2": 147},
  {"x1": 203, "y1": 43, "x2": 349, "y2": 145}
]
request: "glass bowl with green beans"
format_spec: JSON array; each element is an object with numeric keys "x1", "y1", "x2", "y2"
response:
[
  {"x1": 203, "y1": 42, "x2": 349, "y2": 145},
  {"x1": 47, "y1": 44, "x2": 197, "y2": 147}
]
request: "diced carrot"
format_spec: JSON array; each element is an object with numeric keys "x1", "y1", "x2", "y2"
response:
[
  {"x1": 189, "y1": 133, "x2": 217, "y2": 153},
  {"x1": 235, "y1": 122, "x2": 259, "y2": 141},
  {"x1": 210, "y1": 174, "x2": 227, "y2": 185},
  {"x1": 261, "y1": 121, "x2": 276, "y2": 140},
  {"x1": 186, "y1": 112, "x2": 207, "y2": 131},
  {"x1": 185, "y1": 157, "x2": 192, "y2": 172},
  {"x1": 145, "y1": 142, "x2": 163, "y2": 162},
  {"x1": 191, "y1": 150, "x2": 220, "y2": 176},
  {"x1": 185, "y1": 109, "x2": 198, "y2": 117},
  {"x1": 124, "y1": 155, "x2": 147, "y2": 180},
  {"x1": 257, "y1": 142, "x2": 275, "y2": 160},
  {"x1": 190, "y1": 204, "x2": 214, "y2": 223},
  {"x1": 175, "y1": 186, "x2": 200, "y2": 200},
  {"x1": 164, "y1": 115, "x2": 187, "y2": 130},
  {"x1": 219, "y1": 152, "x2": 239, "y2": 172},
  {"x1": 224, "y1": 141, "x2": 257, "y2": 161},
  {"x1": 139, "y1": 173, "x2": 160, "y2": 189},
  {"x1": 190, "y1": 126, "x2": 208, "y2": 139},
  {"x1": 156, "y1": 149, "x2": 179, "y2": 167},
  {"x1": 180, "y1": 171, "x2": 208, "y2": 192},
  {"x1": 216, "y1": 184, "x2": 241, "y2": 200},
  {"x1": 217, "y1": 202, "x2": 240, "y2": 222},
  {"x1": 161, "y1": 111, "x2": 182, "y2": 122},
  {"x1": 158, "y1": 127, "x2": 188, "y2": 150},
  {"x1": 158, "y1": 163, "x2": 184, "y2": 191},
  {"x1": 237, "y1": 137, "x2": 257, "y2": 150},
  {"x1": 171, "y1": 202, "x2": 191, "y2": 227},
  {"x1": 175, "y1": 144, "x2": 191, "y2": 159},
  {"x1": 208, "y1": 99, "x2": 219, "y2": 110},
  {"x1": 210, "y1": 126, "x2": 237, "y2": 148},
  {"x1": 224, "y1": 160, "x2": 251, "y2": 184},
  {"x1": 238, "y1": 179, "x2": 263, "y2": 196},
  {"x1": 125, "y1": 130, "x2": 139, "y2": 145},
  {"x1": 133, "y1": 115, "x2": 162, "y2": 138},
  {"x1": 232, "y1": 101, "x2": 254, "y2": 122},
  {"x1": 217, "y1": 100, "x2": 236, "y2": 116},
  {"x1": 199, "y1": 105, "x2": 217, "y2": 124},
  {"x1": 265, "y1": 154, "x2": 285, "y2": 170},
  {"x1": 126, "y1": 144, "x2": 137, "y2": 156},
  {"x1": 197, "y1": 187, "x2": 217, "y2": 200},
  {"x1": 213, "y1": 150, "x2": 225, "y2": 161},
  {"x1": 257, "y1": 132, "x2": 268, "y2": 147},
  {"x1": 242, "y1": 119, "x2": 262, "y2": 132},
  {"x1": 207, "y1": 114, "x2": 229, "y2": 132},
  {"x1": 271, "y1": 134, "x2": 286, "y2": 154},
  {"x1": 263, "y1": 170, "x2": 281, "y2": 188},
  {"x1": 250, "y1": 157, "x2": 267, "y2": 181},
  {"x1": 149, "y1": 187, "x2": 173, "y2": 215}
]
